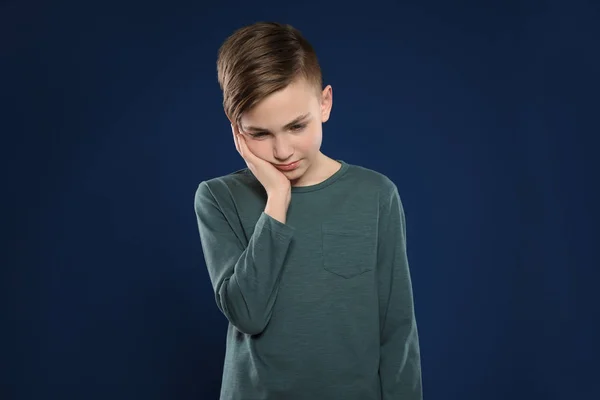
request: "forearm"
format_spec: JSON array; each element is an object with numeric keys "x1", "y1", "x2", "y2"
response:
[
  {"x1": 380, "y1": 314, "x2": 422, "y2": 399},
  {"x1": 264, "y1": 191, "x2": 290, "y2": 224},
  {"x1": 216, "y1": 216, "x2": 292, "y2": 335},
  {"x1": 379, "y1": 264, "x2": 423, "y2": 399}
]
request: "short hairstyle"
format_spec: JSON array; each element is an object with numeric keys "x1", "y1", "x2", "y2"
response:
[{"x1": 217, "y1": 22, "x2": 323, "y2": 126}]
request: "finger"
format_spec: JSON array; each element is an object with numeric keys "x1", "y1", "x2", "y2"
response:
[
  {"x1": 236, "y1": 134, "x2": 254, "y2": 170},
  {"x1": 232, "y1": 124, "x2": 241, "y2": 155},
  {"x1": 237, "y1": 131, "x2": 250, "y2": 158},
  {"x1": 232, "y1": 125, "x2": 259, "y2": 164}
]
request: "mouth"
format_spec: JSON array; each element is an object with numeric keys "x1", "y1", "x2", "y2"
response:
[{"x1": 274, "y1": 160, "x2": 301, "y2": 171}]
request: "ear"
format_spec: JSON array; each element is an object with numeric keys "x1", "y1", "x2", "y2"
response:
[{"x1": 320, "y1": 85, "x2": 333, "y2": 123}]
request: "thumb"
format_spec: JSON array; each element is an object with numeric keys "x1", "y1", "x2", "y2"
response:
[{"x1": 231, "y1": 123, "x2": 242, "y2": 135}]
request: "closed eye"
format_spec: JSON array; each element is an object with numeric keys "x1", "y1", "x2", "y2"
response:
[
  {"x1": 290, "y1": 123, "x2": 307, "y2": 132},
  {"x1": 249, "y1": 131, "x2": 268, "y2": 138},
  {"x1": 248, "y1": 123, "x2": 307, "y2": 138}
]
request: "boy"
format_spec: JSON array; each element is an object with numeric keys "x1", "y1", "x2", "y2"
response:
[{"x1": 194, "y1": 22, "x2": 423, "y2": 399}]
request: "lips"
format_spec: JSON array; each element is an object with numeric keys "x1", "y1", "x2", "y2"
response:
[
  {"x1": 276, "y1": 161, "x2": 299, "y2": 167},
  {"x1": 274, "y1": 160, "x2": 301, "y2": 171}
]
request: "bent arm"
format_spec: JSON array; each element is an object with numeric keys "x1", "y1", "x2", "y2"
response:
[{"x1": 194, "y1": 181, "x2": 294, "y2": 335}]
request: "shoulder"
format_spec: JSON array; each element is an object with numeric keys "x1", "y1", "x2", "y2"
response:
[
  {"x1": 345, "y1": 162, "x2": 399, "y2": 198},
  {"x1": 195, "y1": 167, "x2": 259, "y2": 204}
]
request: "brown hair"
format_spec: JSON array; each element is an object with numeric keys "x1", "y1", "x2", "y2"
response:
[{"x1": 217, "y1": 22, "x2": 323, "y2": 126}]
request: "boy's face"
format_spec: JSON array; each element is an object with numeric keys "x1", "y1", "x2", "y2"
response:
[{"x1": 237, "y1": 77, "x2": 333, "y2": 187}]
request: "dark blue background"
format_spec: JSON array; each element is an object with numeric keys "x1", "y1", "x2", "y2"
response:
[{"x1": 3, "y1": 0, "x2": 598, "y2": 399}]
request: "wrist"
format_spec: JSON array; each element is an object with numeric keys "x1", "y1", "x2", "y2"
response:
[
  {"x1": 265, "y1": 192, "x2": 290, "y2": 224},
  {"x1": 267, "y1": 189, "x2": 290, "y2": 202}
]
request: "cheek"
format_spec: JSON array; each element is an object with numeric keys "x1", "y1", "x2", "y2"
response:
[
  {"x1": 306, "y1": 127, "x2": 323, "y2": 149},
  {"x1": 247, "y1": 141, "x2": 268, "y2": 159}
]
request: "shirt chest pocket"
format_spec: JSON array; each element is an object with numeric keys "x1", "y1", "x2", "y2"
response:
[{"x1": 321, "y1": 222, "x2": 376, "y2": 279}]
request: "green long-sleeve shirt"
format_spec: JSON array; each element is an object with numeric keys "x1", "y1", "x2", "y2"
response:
[{"x1": 194, "y1": 160, "x2": 422, "y2": 400}]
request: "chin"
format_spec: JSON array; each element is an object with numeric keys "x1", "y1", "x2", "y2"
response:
[{"x1": 288, "y1": 162, "x2": 310, "y2": 185}]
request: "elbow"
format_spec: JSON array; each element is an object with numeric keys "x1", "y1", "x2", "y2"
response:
[
  {"x1": 215, "y1": 284, "x2": 270, "y2": 336},
  {"x1": 233, "y1": 318, "x2": 268, "y2": 336},
  {"x1": 221, "y1": 305, "x2": 269, "y2": 336}
]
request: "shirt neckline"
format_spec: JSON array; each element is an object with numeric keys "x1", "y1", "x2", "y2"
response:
[{"x1": 290, "y1": 159, "x2": 349, "y2": 193}]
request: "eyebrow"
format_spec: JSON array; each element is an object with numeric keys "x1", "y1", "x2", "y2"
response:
[{"x1": 242, "y1": 113, "x2": 311, "y2": 133}]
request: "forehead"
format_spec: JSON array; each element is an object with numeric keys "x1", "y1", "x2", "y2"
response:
[{"x1": 241, "y1": 79, "x2": 320, "y2": 128}]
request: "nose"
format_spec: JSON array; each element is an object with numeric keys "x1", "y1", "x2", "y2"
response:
[{"x1": 273, "y1": 137, "x2": 294, "y2": 161}]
